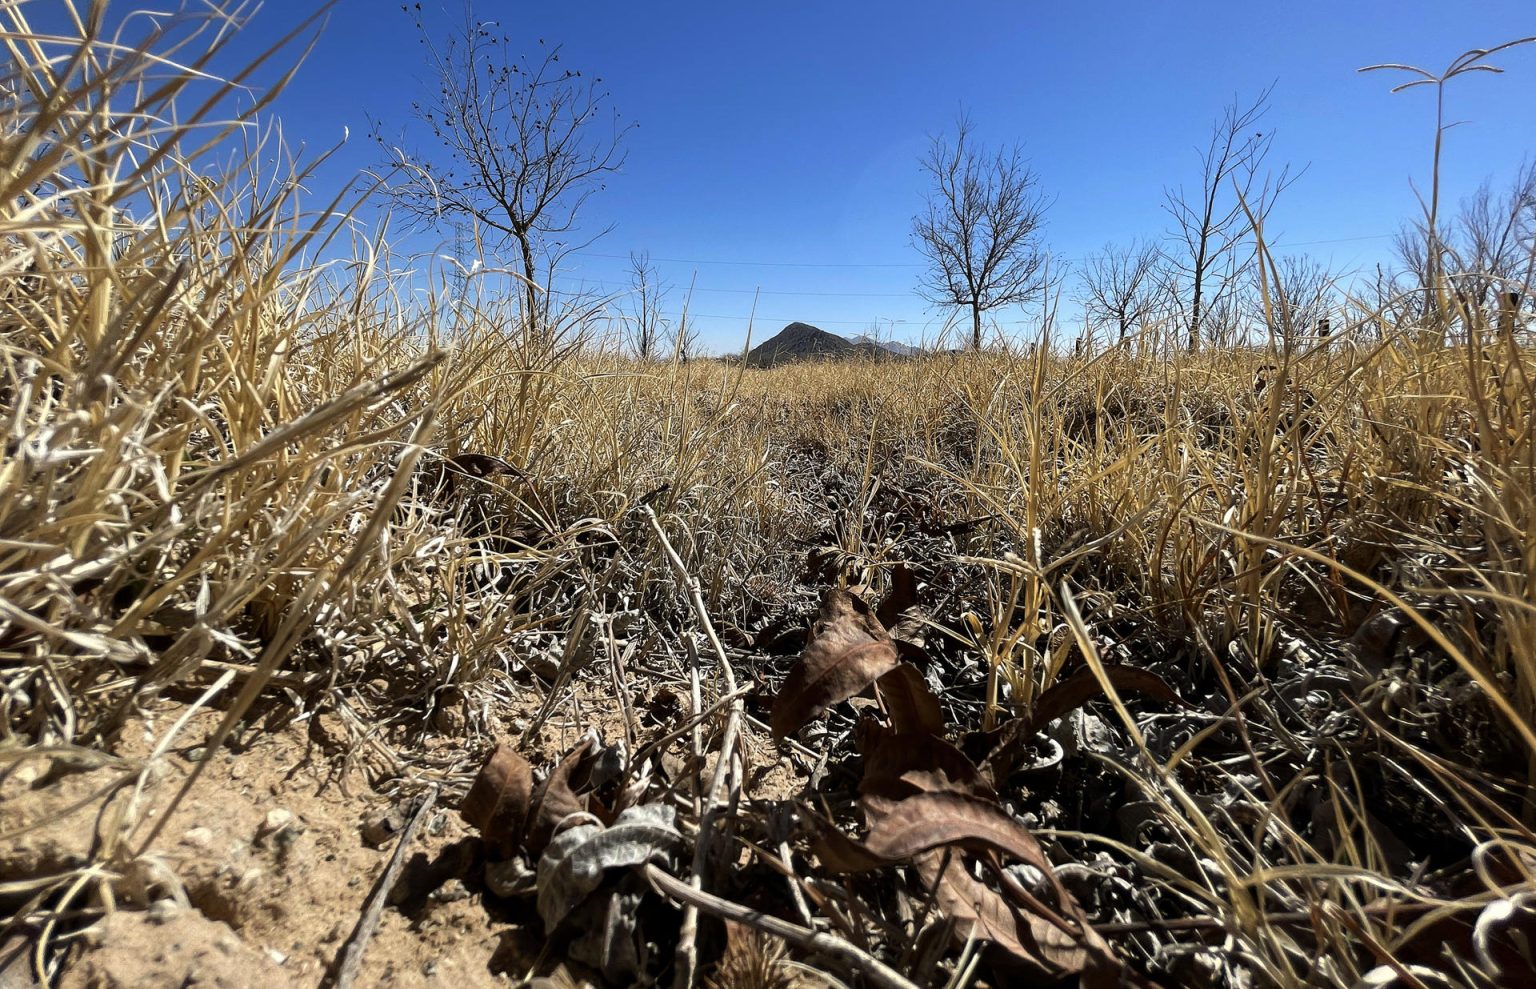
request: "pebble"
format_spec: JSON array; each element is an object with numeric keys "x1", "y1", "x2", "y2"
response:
[
  {"x1": 260, "y1": 808, "x2": 295, "y2": 837},
  {"x1": 360, "y1": 807, "x2": 406, "y2": 848},
  {"x1": 181, "y1": 826, "x2": 215, "y2": 850},
  {"x1": 429, "y1": 879, "x2": 470, "y2": 904},
  {"x1": 147, "y1": 899, "x2": 182, "y2": 924}
]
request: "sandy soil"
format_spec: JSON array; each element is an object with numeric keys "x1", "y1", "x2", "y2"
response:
[
  {"x1": 1, "y1": 672, "x2": 801, "y2": 989},
  {"x1": 4, "y1": 701, "x2": 534, "y2": 988}
]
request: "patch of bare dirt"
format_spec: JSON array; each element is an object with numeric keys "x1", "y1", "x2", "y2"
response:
[{"x1": 2, "y1": 702, "x2": 524, "y2": 989}]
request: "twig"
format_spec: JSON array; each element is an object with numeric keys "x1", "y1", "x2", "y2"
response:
[
  {"x1": 645, "y1": 864, "x2": 922, "y2": 989},
  {"x1": 643, "y1": 508, "x2": 745, "y2": 989},
  {"x1": 1093, "y1": 896, "x2": 1469, "y2": 936},
  {"x1": 625, "y1": 685, "x2": 754, "y2": 783},
  {"x1": 743, "y1": 712, "x2": 821, "y2": 761},
  {"x1": 327, "y1": 786, "x2": 439, "y2": 989}
]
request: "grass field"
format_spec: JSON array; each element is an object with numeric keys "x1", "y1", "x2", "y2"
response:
[{"x1": 3, "y1": 5, "x2": 1535, "y2": 989}]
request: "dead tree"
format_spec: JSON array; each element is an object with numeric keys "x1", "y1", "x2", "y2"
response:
[
  {"x1": 1078, "y1": 240, "x2": 1161, "y2": 345},
  {"x1": 913, "y1": 114, "x2": 1050, "y2": 350},
  {"x1": 1247, "y1": 253, "x2": 1336, "y2": 344},
  {"x1": 622, "y1": 251, "x2": 669, "y2": 360},
  {"x1": 376, "y1": 4, "x2": 631, "y2": 334},
  {"x1": 1163, "y1": 89, "x2": 1288, "y2": 351}
]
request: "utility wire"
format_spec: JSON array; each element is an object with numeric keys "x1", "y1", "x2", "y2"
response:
[{"x1": 570, "y1": 233, "x2": 1394, "y2": 272}]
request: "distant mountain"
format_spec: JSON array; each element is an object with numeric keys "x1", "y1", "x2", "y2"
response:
[
  {"x1": 744, "y1": 323, "x2": 922, "y2": 368},
  {"x1": 744, "y1": 322, "x2": 856, "y2": 367},
  {"x1": 850, "y1": 335, "x2": 921, "y2": 357}
]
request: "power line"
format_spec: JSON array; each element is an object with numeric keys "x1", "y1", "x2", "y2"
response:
[
  {"x1": 568, "y1": 278, "x2": 913, "y2": 298},
  {"x1": 660, "y1": 310, "x2": 908, "y2": 326},
  {"x1": 572, "y1": 250, "x2": 924, "y2": 269},
  {"x1": 572, "y1": 233, "x2": 1394, "y2": 275}
]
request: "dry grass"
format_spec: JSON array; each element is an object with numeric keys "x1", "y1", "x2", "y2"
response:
[{"x1": 3, "y1": 4, "x2": 1535, "y2": 989}]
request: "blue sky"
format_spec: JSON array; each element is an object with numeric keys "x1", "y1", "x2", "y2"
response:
[{"x1": 98, "y1": 2, "x2": 1536, "y2": 350}]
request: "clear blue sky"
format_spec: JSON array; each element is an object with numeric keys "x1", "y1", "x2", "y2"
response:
[{"x1": 95, "y1": 2, "x2": 1536, "y2": 350}]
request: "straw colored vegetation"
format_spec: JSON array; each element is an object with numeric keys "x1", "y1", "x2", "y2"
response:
[{"x1": 3, "y1": 5, "x2": 1535, "y2": 989}]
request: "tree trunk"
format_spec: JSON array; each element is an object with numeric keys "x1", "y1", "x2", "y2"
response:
[
  {"x1": 1187, "y1": 282, "x2": 1204, "y2": 353},
  {"x1": 516, "y1": 233, "x2": 540, "y2": 340},
  {"x1": 971, "y1": 305, "x2": 982, "y2": 351}
]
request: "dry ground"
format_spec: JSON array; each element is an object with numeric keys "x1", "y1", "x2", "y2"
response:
[{"x1": 4, "y1": 5, "x2": 1536, "y2": 989}]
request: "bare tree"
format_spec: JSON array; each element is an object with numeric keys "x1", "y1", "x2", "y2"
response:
[
  {"x1": 1244, "y1": 253, "x2": 1337, "y2": 343},
  {"x1": 669, "y1": 310, "x2": 699, "y2": 363},
  {"x1": 1448, "y1": 160, "x2": 1536, "y2": 309},
  {"x1": 622, "y1": 251, "x2": 668, "y2": 360},
  {"x1": 1392, "y1": 161, "x2": 1536, "y2": 334},
  {"x1": 376, "y1": 3, "x2": 631, "y2": 332},
  {"x1": 913, "y1": 114, "x2": 1050, "y2": 350},
  {"x1": 1078, "y1": 239, "x2": 1161, "y2": 344},
  {"x1": 1163, "y1": 88, "x2": 1289, "y2": 351}
]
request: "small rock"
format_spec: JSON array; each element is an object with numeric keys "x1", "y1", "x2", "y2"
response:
[
  {"x1": 260, "y1": 808, "x2": 295, "y2": 837},
  {"x1": 361, "y1": 806, "x2": 407, "y2": 849},
  {"x1": 429, "y1": 879, "x2": 469, "y2": 904},
  {"x1": 12, "y1": 761, "x2": 41, "y2": 787},
  {"x1": 181, "y1": 826, "x2": 215, "y2": 850},
  {"x1": 265, "y1": 948, "x2": 288, "y2": 966},
  {"x1": 147, "y1": 899, "x2": 182, "y2": 924},
  {"x1": 484, "y1": 858, "x2": 537, "y2": 898}
]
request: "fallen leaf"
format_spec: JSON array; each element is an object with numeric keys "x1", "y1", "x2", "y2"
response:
[
  {"x1": 537, "y1": 804, "x2": 683, "y2": 984},
  {"x1": 772, "y1": 589, "x2": 903, "y2": 738},
  {"x1": 875, "y1": 563, "x2": 918, "y2": 630},
  {"x1": 860, "y1": 790, "x2": 1058, "y2": 879},
  {"x1": 1028, "y1": 665, "x2": 1181, "y2": 729},
  {"x1": 461, "y1": 744, "x2": 534, "y2": 858},
  {"x1": 915, "y1": 850, "x2": 1087, "y2": 981},
  {"x1": 858, "y1": 726, "x2": 994, "y2": 801},
  {"x1": 528, "y1": 736, "x2": 603, "y2": 853},
  {"x1": 984, "y1": 665, "x2": 1181, "y2": 779},
  {"x1": 873, "y1": 663, "x2": 944, "y2": 737},
  {"x1": 807, "y1": 814, "x2": 889, "y2": 873}
]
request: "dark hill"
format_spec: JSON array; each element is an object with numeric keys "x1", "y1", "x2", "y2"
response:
[{"x1": 744, "y1": 322, "x2": 855, "y2": 368}]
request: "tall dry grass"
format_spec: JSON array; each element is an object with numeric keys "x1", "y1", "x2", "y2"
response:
[{"x1": 2, "y1": 4, "x2": 1535, "y2": 987}]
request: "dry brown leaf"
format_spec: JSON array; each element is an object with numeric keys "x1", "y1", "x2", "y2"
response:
[
  {"x1": 527, "y1": 737, "x2": 602, "y2": 853},
  {"x1": 1028, "y1": 665, "x2": 1181, "y2": 729},
  {"x1": 860, "y1": 791, "x2": 1058, "y2": 878},
  {"x1": 984, "y1": 665, "x2": 1181, "y2": 779},
  {"x1": 807, "y1": 815, "x2": 890, "y2": 873},
  {"x1": 461, "y1": 744, "x2": 534, "y2": 858},
  {"x1": 873, "y1": 663, "x2": 944, "y2": 737},
  {"x1": 771, "y1": 590, "x2": 903, "y2": 738},
  {"x1": 771, "y1": 640, "x2": 899, "y2": 738},
  {"x1": 858, "y1": 727, "x2": 994, "y2": 801},
  {"x1": 915, "y1": 850, "x2": 1088, "y2": 982}
]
